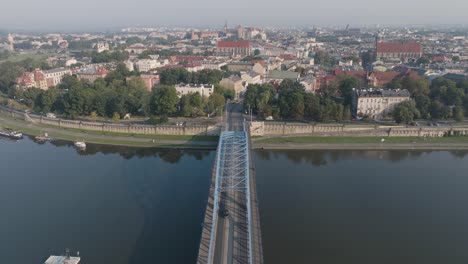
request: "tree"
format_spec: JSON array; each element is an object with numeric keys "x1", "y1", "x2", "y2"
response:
[
  {"x1": 0, "y1": 61, "x2": 24, "y2": 92},
  {"x1": 342, "y1": 106, "x2": 352, "y2": 121},
  {"x1": 36, "y1": 89, "x2": 59, "y2": 113},
  {"x1": 105, "y1": 63, "x2": 131, "y2": 83},
  {"x1": 416, "y1": 57, "x2": 430, "y2": 65},
  {"x1": 454, "y1": 106, "x2": 464, "y2": 122},
  {"x1": 392, "y1": 101, "x2": 420, "y2": 124},
  {"x1": 278, "y1": 80, "x2": 305, "y2": 120},
  {"x1": 112, "y1": 112, "x2": 121, "y2": 122},
  {"x1": 206, "y1": 93, "x2": 225, "y2": 116},
  {"x1": 314, "y1": 51, "x2": 335, "y2": 67},
  {"x1": 360, "y1": 51, "x2": 373, "y2": 69},
  {"x1": 304, "y1": 93, "x2": 321, "y2": 121},
  {"x1": 254, "y1": 49, "x2": 261, "y2": 56},
  {"x1": 415, "y1": 95, "x2": 431, "y2": 119},
  {"x1": 430, "y1": 100, "x2": 444, "y2": 119},
  {"x1": 150, "y1": 85, "x2": 179, "y2": 116},
  {"x1": 402, "y1": 76, "x2": 429, "y2": 96},
  {"x1": 452, "y1": 56, "x2": 460, "y2": 62},
  {"x1": 337, "y1": 75, "x2": 358, "y2": 106}
]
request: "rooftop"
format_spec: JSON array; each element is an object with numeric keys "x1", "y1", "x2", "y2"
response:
[
  {"x1": 376, "y1": 41, "x2": 422, "y2": 53},
  {"x1": 217, "y1": 41, "x2": 250, "y2": 48},
  {"x1": 356, "y1": 89, "x2": 410, "y2": 98},
  {"x1": 266, "y1": 70, "x2": 299, "y2": 80}
]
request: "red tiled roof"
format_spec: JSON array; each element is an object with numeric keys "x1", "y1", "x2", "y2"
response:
[
  {"x1": 217, "y1": 41, "x2": 250, "y2": 48},
  {"x1": 371, "y1": 71, "x2": 400, "y2": 84},
  {"x1": 95, "y1": 67, "x2": 108, "y2": 75},
  {"x1": 34, "y1": 70, "x2": 45, "y2": 81},
  {"x1": 376, "y1": 42, "x2": 422, "y2": 53},
  {"x1": 279, "y1": 54, "x2": 296, "y2": 60},
  {"x1": 170, "y1": 55, "x2": 206, "y2": 64}
]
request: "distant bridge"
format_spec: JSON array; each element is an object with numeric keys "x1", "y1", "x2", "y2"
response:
[{"x1": 197, "y1": 102, "x2": 263, "y2": 264}]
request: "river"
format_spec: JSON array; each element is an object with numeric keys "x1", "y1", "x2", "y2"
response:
[{"x1": 1, "y1": 137, "x2": 468, "y2": 263}]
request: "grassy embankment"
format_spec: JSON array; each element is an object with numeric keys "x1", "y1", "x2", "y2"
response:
[{"x1": 0, "y1": 114, "x2": 219, "y2": 148}]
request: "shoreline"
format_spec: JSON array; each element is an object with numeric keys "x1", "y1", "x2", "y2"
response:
[
  {"x1": 253, "y1": 143, "x2": 468, "y2": 150},
  {"x1": 0, "y1": 114, "x2": 218, "y2": 150},
  {"x1": 3, "y1": 113, "x2": 468, "y2": 150}
]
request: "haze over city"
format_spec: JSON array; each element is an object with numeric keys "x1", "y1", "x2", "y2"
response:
[
  {"x1": 2, "y1": 0, "x2": 468, "y2": 263},
  {"x1": 1, "y1": 0, "x2": 468, "y2": 31}
]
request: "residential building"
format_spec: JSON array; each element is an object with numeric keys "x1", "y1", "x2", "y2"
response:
[
  {"x1": 217, "y1": 41, "x2": 251, "y2": 57},
  {"x1": 241, "y1": 71, "x2": 262, "y2": 85},
  {"x1": 126, "y1": 74, "x2": 160, "y2": 91},
  {"x1": 140, "y1": 74, "x2": 160, "y2": 91},
  {"x1": 252, "y1": 61, "x2": 267, "y2": 76},
  {"x1": 125, "y1": 44, "x2": 147, "y2": 55},
  {"x1": 376, "y1": 41, "x2": 422, "y2": 62},
  {"x1": 15, "y1": 69, "x2": 48, "y2": 90},
  {"x1": 43, "y1": 68, "x2": 71, "y2": 87},
  {"x1": 264, "y1": 70, "x2": 300, "y2": 83},
  {"x1": 95, "y1": 42, "x2": 109, "y2": 53},
  {"x1": 135, "y1": 59, "x2": 160, "y2": 72},
  {"x1": 220, "y1": 75, "x2": 245, "y2": 99},
  {"x1": 201, "y1": 60, "x2": 228, "y2": 70},
  {"x1": 352, "y1": 89, "x2": 411, "y2": 119},
  {"x1": 174, "y1": 83, "x2": 214, "y2": 97},
  {"x1": 227, "y1": 61, "x2": 253, "y2": 72},
  {"x1": 300, "y1": 75, "x2": 319, "y2": 93},
  {"x1": 76, "y1": 67, "x2": 109, "y2": 83}
]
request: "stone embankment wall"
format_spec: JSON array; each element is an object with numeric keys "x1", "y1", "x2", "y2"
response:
[
  {"x1": 0, "y1": 106, "x2": 221, "y2": 136},
  {"x1": 250, "y1": 121, "x2": 468, "y2": 138}
]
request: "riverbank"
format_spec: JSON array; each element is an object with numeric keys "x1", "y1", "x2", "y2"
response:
[
  {"x1": 253, "y1": 136, "x2": 468, "y2": 150},
  {"x1": 0, "y1": 114, "x2": 218, "y2": 149},
  {"x1": 4, "y1": 112, "x2": 468, "y2": 150}
]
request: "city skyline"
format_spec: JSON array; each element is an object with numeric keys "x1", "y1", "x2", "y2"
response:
[{"x1": 1, "y1": 0, "x2": 467, "y2": 31}]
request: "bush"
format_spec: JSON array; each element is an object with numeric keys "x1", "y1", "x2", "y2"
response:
[
  {"x1": 149, "y1": 115, "x2": 169, "y2": 125},
  {"x1": 112, "y1": 112, "x2": 120, "y2": 122}
]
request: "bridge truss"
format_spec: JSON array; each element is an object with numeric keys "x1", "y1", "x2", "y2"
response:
[{"x1": 207, "y1": 130, "x2": 254, "y2": 264}]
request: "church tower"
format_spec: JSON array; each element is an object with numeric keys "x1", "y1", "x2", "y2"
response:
[{"x1": 224, "y1": 20, "x2": 228, "y2": 34}]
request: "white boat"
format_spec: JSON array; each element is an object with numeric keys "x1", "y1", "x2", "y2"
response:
[
  {"x1": 0, "y1": 130, "x2": 23, "y2": 140},
  {"x1": 74, "y1": 141, "x2": 86, "y2": 149}
]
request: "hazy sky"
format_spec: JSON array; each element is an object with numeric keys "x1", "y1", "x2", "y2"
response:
[{"x1": 1, "y1": 0, "x2": 467, "y2": 31}]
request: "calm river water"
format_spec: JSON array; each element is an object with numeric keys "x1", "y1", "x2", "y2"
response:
[{"x1": 1, "y1": 137, "x2": 468, "y2": 264}]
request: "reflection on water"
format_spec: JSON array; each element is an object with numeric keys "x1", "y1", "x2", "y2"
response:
[
  {"x1": 254, "y1": 149, "x2": 468, "y2": 264},
  {"x1": 33, "y1": 137, "x2": 212, "y2": 163},
  {"x1": 4, "y1": 137, "x2": 468, "y2": 264},
  {"x1": 0, "y1": 137, "x2": 215, "y2": 264},
  {"x1": 256, "y1": 149, "x2": 468, "y2": 166}
]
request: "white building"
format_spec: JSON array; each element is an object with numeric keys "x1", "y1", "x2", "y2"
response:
[
  {"x1": 135, "y1": 59, "x2": 160, "y2": 72},
  {"x1": 43, "y1": 68, "x2": 72, "y2": 87},
  {"x1": 174, "y1": 84, "x2": 214, "y2": 98},
  {"x1": 124, "y1": 61, "x2": 135, "y2": 72},
  {"x1": 241, "y1": 71, "x2": 262, "y2": 85},
  {"x1": 65, "y1": 58, "x2": 78, "y2": 67},
  {"x1": 353, "y1": 89, "x2": 411, "y2": 119},
  {"x1": 95, "y1": 42, "x2": 109, "y2": 53}
]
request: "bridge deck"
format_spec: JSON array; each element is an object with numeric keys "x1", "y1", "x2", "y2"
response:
[{"x1": 197, "y1": 127, "x2": 263, "y2": 264}]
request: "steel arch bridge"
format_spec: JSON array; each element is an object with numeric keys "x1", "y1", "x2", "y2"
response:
[{"x1": 197, "y1": 128, "x2": 263, "y2": 264}]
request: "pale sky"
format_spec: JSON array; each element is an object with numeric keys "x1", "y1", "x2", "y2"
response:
[{"x1": 1, "y1": 0, "x2": 467, "y2": 31}]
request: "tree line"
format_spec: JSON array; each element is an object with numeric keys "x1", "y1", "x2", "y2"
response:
[
  {"x1": 4, "y1": 66, "x2": 227, "y2": 122},
  {"x1": 243, "y1": 80, "x2": 349, "y2": 122},
  {"x1": 392, "y1": 77, "x2": 468, "y2": 123}
]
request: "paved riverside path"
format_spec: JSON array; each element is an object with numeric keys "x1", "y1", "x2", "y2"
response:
[{"x1": 0, "y1": 115, "x2": 217, "y2": 148}]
